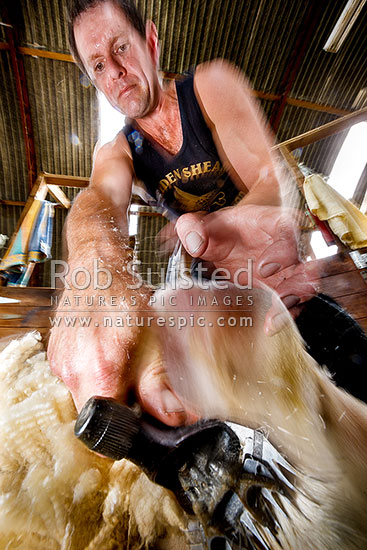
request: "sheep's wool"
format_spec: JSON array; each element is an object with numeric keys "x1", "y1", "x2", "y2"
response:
[{"x1": 0, "y1": 332, "x2": 186, "y2": 549}]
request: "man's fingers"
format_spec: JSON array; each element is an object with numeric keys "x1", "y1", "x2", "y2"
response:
[
  {"x1": 137, "y1": 366, "x2": 198, "y2": 426},
  {"x1": 263, "y1": 268, "x2": 316, "y2": 335},
  {"x1": 175, "y1": 212, "x2": 209, "y2": 258},
  {"x1": 257, "y1": 237, "x2": 299, "y2": 279},
  {"x1": 275, "y1": 268, "x2": 316, "y2": 303},
  {"x1": 156, "y1": 220, "x2": 180, "y2": 255},
  {"x1": 134, "y1": 330, "x2": 198, "y2": 426}
]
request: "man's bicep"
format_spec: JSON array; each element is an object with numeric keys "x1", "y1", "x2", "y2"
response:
[{"x1": 195, "y1": 62, "x2": 278, "y2": 195}]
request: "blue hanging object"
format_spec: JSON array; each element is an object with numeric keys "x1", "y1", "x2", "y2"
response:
[{"x1": 0, "y1": 199, "x2": 55, "y2": 286}]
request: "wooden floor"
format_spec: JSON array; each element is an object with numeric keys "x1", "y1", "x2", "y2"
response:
[
  {"x1": 0, "y1": 286, "x2": 52, "y2": 341},
  {"x1": 309, "y1": 250, "x2": 367, "y2": 332}
]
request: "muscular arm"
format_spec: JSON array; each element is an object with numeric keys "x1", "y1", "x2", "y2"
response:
[
  {"x1": 48, "y1": 134, "x2": 190, "y2": 423},
  {"x1": 48, "y1": 134, "x2": 140, "y2": 406},
  {"x1": 194, "y1": 60, "x2": 281, "y2": 205},
  {"x1": 65, "y1": 135, "x2": 133, "y2": 267},
  {"x1": 175, "y1": 61, "x2": 315, "y2": 327}
]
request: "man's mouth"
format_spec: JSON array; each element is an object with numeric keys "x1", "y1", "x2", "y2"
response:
[{"x1": 119, "y1": 84, "x2": 135, "y2": 98}]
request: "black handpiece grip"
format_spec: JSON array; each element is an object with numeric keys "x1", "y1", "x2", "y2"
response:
[
  {"x1": 74, "y1": 396, "x2": 140, "y2": 460},
  {"x1": 74, "y1": 396, "x2": 237, "y2": 486}
]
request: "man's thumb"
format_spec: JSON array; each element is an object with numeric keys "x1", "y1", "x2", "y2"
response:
[{"x1": 175, "y1": 212, "x2": 208, "y2": 258}]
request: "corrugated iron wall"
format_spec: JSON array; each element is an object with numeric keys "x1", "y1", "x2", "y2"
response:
[
  {"x1": 1, "y1": 0, "x2": 98, "y2": 283},
  {"x1": 0, "y1": 49, "x2": 28, "y2": 202},
  {"x1": 20, "y1": 0, "x2": 69, "y2": 53},
  {"x1": 1, "y1": 0, "x2": 367, "y2": 286},
  {"x1": 291, "y1": 3, "x2": 367, "y2": 109},
  {"x1": 24, "y1": 56, "x2": 98, "y2": 179},
  {"x1": 132, "y1": 209, "x2": 170, "y2": 288}
]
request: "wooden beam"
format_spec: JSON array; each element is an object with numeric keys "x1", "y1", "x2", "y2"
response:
[
  {"x1": 0, "y1": 199, "x2": 26, "y2": 206},
  {"x1": 10, "y1": 46, "x2": 357, "y2": 118},
  {"x1": 4, "y1": 25, "x2": 37, "y2": 191},
  {"x1": 16, "y1": 48, "x2": 178, "y2": 78},
  {"x1": 47, "y1": 184, "x2": 71, "y2": 208},
  {"x1": 278, "y1": 146, "x2": 305, "y2": 194},
  {"x1": 285, "y1": 97, "x2": 350, "y2": 116},
  {"x1": 251, "y1": 90, "x2": 352, "y2": 116},
  {"x1": 34, "y1": 177, "x2": 48, "y2": 201},
  {"x1": 0, "y1": 173, "x2": 89, "y2": 214},
  {"x1": 277, "y1": 145, "x2": 314, "y2": 235},
  {"x1": 274, "y1": 107, "x2": 367, "y2": 151},
  {"x1": 43, "y1": 172, "x2": 89, "y2": 187},
  {"x1": 0, "y1": 286, "x2": 53, "y2": 305},
  {"x1": 252, "y1": 90, "x2": 280, "y2": 102},
  {"x1": 18, "y1": 46, "x2": 74, "y2": 63},
  {"x1": 269, "y1": 2, "x2": 325, "y2": 132},
  {"x1": 0, "y1": 199, "x2": 64, "y2": 208}
]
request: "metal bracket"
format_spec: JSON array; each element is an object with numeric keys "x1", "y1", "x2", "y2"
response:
[{"x1": 349, "y1": 251, "x2": 367, "y2": 269}]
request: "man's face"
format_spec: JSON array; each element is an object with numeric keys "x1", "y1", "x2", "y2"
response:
[{"x1": 74, "y1": 1, "x2": 159, "y2": 119}]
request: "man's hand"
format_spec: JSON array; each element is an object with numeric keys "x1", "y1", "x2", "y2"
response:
[
  {"x1": 48, "y1": 287, "x2": 135, "y2": 412},
  {"x1": 175, "y1": 202, "x2": 316, "y2": 333}
]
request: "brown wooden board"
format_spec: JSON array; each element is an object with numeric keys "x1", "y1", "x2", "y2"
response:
[
  {"x1": 308, "y1": 253, "x2": 357, "y2": 278},
  {"x1": 0, "y1": 287, "x2": 54, "y2": 305},
  {"x1": 317, "y1": 270, "x2": 367, "y2": 298},
  {"x1": 309, "y1": 252, "x2": 367, "y2": 333},
  {"x1": 337, "y1": 291, "x2": 367, "y2": 320}
]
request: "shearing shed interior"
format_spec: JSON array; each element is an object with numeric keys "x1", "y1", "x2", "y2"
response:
[
  {"x1": 1, "y1": 0, "x2": 367, "y2": 322},
  {"x1": 1, "y1": 1, "x2": 367, "y2": 549}
]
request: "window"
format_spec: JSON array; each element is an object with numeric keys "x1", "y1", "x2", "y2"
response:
[
  {"x1": 98, "y1": 93, "x2": 125, "y2": 146},
  {"x1": 328, "y1": 121, "x2": 367, "y2": 201}
]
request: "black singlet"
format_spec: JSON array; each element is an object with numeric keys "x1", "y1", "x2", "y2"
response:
[{"x1": 123, "y1": 71, "x2": 243, "y2": 218}]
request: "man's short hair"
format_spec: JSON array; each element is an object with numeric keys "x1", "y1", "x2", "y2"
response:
[{"x1": 67, "y1": 0, "x2": 146, "y2": 74}]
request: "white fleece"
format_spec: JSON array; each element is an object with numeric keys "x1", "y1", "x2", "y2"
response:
[{"x1": 0, "y1": 332, "x2": 186, "y2": 550}]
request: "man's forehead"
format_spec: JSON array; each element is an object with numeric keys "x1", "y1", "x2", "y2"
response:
[
  {"x1": 74, "y1": 2, "x2": 134, "y2": 59},
  {"x1": 76, "y1": 0, "x2": 129, "y2": 24},
  {"x1": 76, "y1": 1, "x2": 132, "y2": 32}
]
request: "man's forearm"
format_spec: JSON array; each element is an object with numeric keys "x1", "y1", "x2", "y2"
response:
[
  {"x1": 61, "y1": 186, "x2": 150, "y2": 306},
  {"x1": 239, "y1": 169, "x2": 281, "y2": 207},
  {"x1": 65, "y1": 186, "x2": 129, "y2": 263}
]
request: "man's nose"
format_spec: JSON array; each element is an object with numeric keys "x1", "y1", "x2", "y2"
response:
[{"x1": 107, "y1": 57, "x2": 126, "y2": 80}]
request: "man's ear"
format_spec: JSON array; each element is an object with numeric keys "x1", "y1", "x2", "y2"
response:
[{"x1": 145, "y1": 20, "x2": 160, "y2": 66}]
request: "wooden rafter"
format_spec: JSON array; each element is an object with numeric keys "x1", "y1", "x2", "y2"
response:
[
  {"x1": 274, "y1": 106, "x2": 367, "y2": 151},
  {"x1": 42, "y1": 173, "x2": 89, "y2": 188},
  {"x1": 0, "y1": 199, "x2": 26, "y2": 206},
  {"x1": 269, "y1": 2, "x2": 326, "y2": 132},
  {"x1": 3, "y1": 22, "x2": 37, "y2": 192},
  {"x1": 0, "y1": 172, "x2": 88, "y2": 287},
  {"x1": 18, "y1": 46, "x2": 74, "y2": 63}
]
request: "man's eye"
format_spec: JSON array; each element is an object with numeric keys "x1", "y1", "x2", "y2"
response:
[
  {"x1": 116, "y1": 44, "x2": 127, "y2": 54},
  {"x1": 95, "y1": 61, "x2": 104, "y2": 72}
]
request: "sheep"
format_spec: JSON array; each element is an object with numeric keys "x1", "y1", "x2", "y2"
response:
[
  {"x1": 1, "y1": 282, "x2": 366, "y2": 549},
  {"x1": 146, "y1": 284, "x2": 367, "y2": 550}
]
